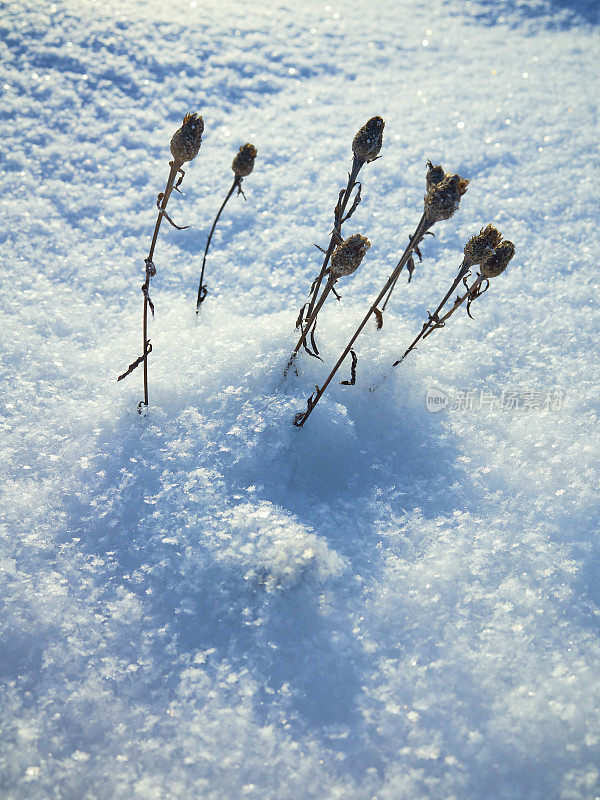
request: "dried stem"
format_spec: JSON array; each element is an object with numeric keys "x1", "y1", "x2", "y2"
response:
[
  {"x1": 287, "y1": 155, "x2": 364, "y2": 371},
  {"x1": 297, "y1": 275, "x2": 336, "y2": 361},
  {"x1": 394, "y1": 258, "x2": 471, "y2": 365},
  {"x1": 380, "y1": 229, "x2": 431, "y2": 311},
  {"x1": 390, "y1": 227, "x2": 515, "y2": 370},
  {"x1": 196, "y1": 176, "x2": 242, "y2": 311},
  {"x1": 380, "y1": 272, "x2": 401, "y2": 312},
  {"x1": 307, "y1": 156, "x2": 363, "y2": 318},
  {"x1": 391, "y1": 272, "x2": 487, "y2": 371},
  {"x1": 423, "y1": 274, "x2": 485, "y2": 336},
  {"x1": 117, "y1": 112, "x2": 203, "y2": 411},
  {"x1": 141, "y1": 160, "x2": 180, "y2": 408},
  {"x1": 294, "y1": 213, "x2": 430, "y2": 427},
  {"x1": 116, "y1": 158, "x2": 187, "y2": 409}
]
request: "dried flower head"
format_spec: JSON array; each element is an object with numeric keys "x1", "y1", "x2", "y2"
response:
[
  {"x1": 424, "y1": 172, "x2": 469, "y2": 223},
  {"x1": 425, "y1": 160, "x2": 445, "y2": 190},
  {"x1": 170, "y1": 112, "x2": 204, "y2": 165},
  {"x1": 352, "y1": 116, "x2": 385, "y2": 163},
  {"x1": 331, "y1": 234, "x2": 372, "y2": 278},
  {"x1": 463, "y1": 224, "x2": 503, "y2": 267},
  {"x1": 232, "y1": 143, "x2": 257, "y2": 177},
  {"x1": 481, "y1": 240, "x2": 515, "y2": 278}
]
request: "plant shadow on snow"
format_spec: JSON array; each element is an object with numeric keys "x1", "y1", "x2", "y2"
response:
[
  {"x1": 57, "y1": 361, "x2": 467, "y2": 772},
  {"x1": 227, "y1": 367, "x2": 470, "y2": 560}
]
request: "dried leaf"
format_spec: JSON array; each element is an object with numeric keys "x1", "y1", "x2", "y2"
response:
[
  {"x1": 117, "y1": 342, "x2": 152, "y2": 382},
  {"x1": 374, "y1": 307, "x2": 384, "y2": 330},
  {"x1": 296, "y1": 303, "x2": 307, "y2": 330},
  {"x1": 142, "y1": 284, "x2": 155, "y2": 316},
  {"x1": 466, "y1": 279, "x2": 489, "y2": 319},
  {"x1": 407, "y1": 255, "x2": 415, "y2": 283},
  {"x1": 161, "y1": 207, "x2": 190, "y2": 230},
  {"x1": 293, "y1": 386, "x2": 319, "y2": 427},
  {"x1": 174, "y1": 166, "x2": 185, "y2": 192},
  {"x1": 309, "y1": 327, "x2": 322, "y2": 360},
  {"x1": 341, "y1": 181, "x2": 362, "y2": 223},
  {"x1": 302, "y1": 323, "x2": 323, "y2": 361},
  {"x1": 414, "y1": 245, "x2": 422, "y2": 262},
  {"x1": 340, "y1": 350, "x2": 358, "y2": 386},
  {"x1": 334, "y1": 188, "x2": 346, "y2": 223}
]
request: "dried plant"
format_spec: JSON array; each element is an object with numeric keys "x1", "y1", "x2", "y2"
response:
[
  {"x1": 285, "y1": 116, "x2": 384, "y2": 372},
  {"x1": 196, "y1": 142, "x2": 257, "y2": 310},
  {"x1": 380, "y1": 162, "x2": 470, "y2": 311},
  {"x1": 117, "y1": 112, "x2": 203, "y2": 409},
  {"x1": 395, "y1": 233, "x2": 515, "y2": 364},
  {"x1": 293, "y1": 161, "x2": 469, "y2": 427},
  {"x1": 292, "y1": 233, "x2": 372, "y2": 362}
]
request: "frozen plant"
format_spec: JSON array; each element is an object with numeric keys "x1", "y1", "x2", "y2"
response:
[
  {"x1": 292, "y1": 233, "x2": 372, "y2": 363},
  {"x1": 293, "y1": 161, "x2": 469, "y2": 427},
  {"x1": 196, "y1": 142, "x2": 258, "y2": 311},
  {"x1": 395, "y1": 230, "x2": 516, "y2": 364},
  {"x1": 117, "y1": 112, "x2": 204, "y2": 409},
  {"x1": 286, "y1": 116, "x2": 385, "y2": 371},
  {"x1": 380, "y1": 161, "x2": 469, "y2": 311}
]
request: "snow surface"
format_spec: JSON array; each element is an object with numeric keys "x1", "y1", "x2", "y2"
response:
[{"x1": 1, "y1": 0, "x2": 599, "y2": 798}]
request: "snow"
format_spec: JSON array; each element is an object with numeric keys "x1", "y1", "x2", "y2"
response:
[{"x1": 1, "y1": 0, "x2": 599, "y2": 798}]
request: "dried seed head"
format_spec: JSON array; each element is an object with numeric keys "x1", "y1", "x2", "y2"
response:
[
  {"x1": 170, "y1": 112, "x2": 204, "y2": 165},
  {"x1": 425, "y1": 160, "x2": 445, "y2": 190},
  {"x1": 481, "y1": 240, "x2": 515, "y2": 278},
  {"x1": 331, "y1": 234, "x2": 372, "y2": 278},
  {"x1": 463, "y1": 224, "x2": 503, "y2": 267},
  {"x1": 424, "y1": 172, "x2": 469, "y2": 223},
  {"x1": 352, "y1": 116, "x2": 385, "y2": 163},
  {"x1": 232, "y1": 143, "x2": 257, "y2": 177}
]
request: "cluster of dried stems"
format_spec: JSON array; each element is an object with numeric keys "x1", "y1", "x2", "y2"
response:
[
  {"x1": 289, "y1": 117, "x2": 515, "y2": 427},
  {"x1": 116, "y1": 112, "x2": 515, "y2": 428},
  {"x1": 285, "y1": 116, "x2": 385, "y2": 371},
  {"x1": 117, "y1": 113, "x2": 257, "y2": 410}
]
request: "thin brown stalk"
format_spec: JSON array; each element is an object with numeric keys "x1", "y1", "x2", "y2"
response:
[
  {"x1": 141, "y1": 161, "x2": 179, "y2": 408},
  {"x1": 287, "y1": 117, "x2": 385, "y2": 372},
  {"x1": 293, "y1": 213, "x2": 430, "y2": 427},
  {"x1": 117, "y1": 112, "x2": 204, "y2": 410},
  {"x1": 393, "y1": 258, "x2": 471, "y2": 365},
  {"x1": 380, "y1": 228, "x2": 432, "y2": 312},
  {"x1": 305, "y1": 156, "x2": 364, "y2": 320},
  {"x1": 380, "y1": 272, "x2": 401, "y2": 313},
  {"x1": 423, "y1": 274, "x2": 484, "y2": 337},
  {"x1": 393, "y1": 227, "x2": 515, "y2": 367},
  {"x1": 296, "y1": 275, "x2": 336, "y2": 360},
  {"x1": 196, "y1": 176, "x2": 241, "y2": 310},
  {"x1": 287, "y1": 156, "x2": 364, "y2": 372},
  {"x1": 283, "y1": 159, "x2": 363, "y2": 375}
]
